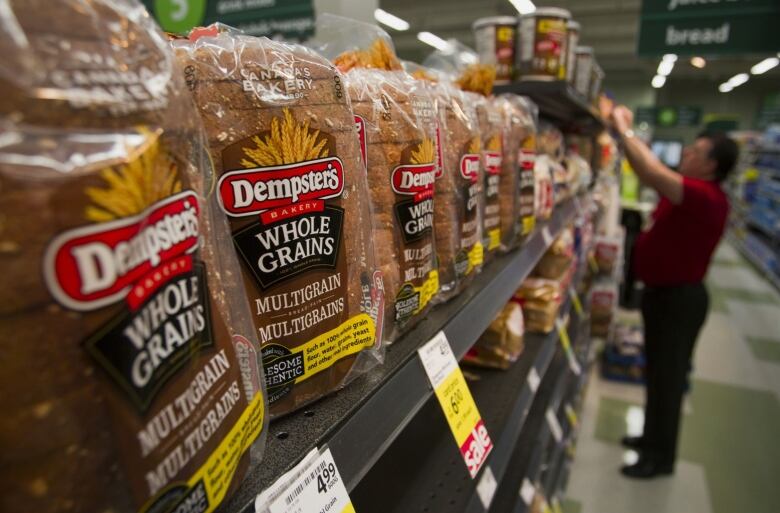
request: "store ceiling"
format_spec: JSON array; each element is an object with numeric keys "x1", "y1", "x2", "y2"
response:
[{"x1": 379, "y1": 0, "x2": 779, "y2": 85}]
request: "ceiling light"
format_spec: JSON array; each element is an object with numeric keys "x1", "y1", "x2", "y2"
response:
[
  {"x1": 417, "y1": 31, "x2": 452, "y2": 52},
  {"x1": 727, "y1": 73, "x2": 749, "y2": 87},
  {"x1": 718, "y1": 82, "x2": 733, "y2": 93},
  {"x1": 750, "y1": 57, "x2": 779, "y2": 75},
  {"x1": 651, "y1": 75, "x2": 666, "y2": 88},
  {"x1": 690, "y1": 56, "x2": 706, "y2": 68},
  {"x1": 374, "y1": 8, "x2": 410, "y2": 31},
  {"x1": 662, "y1": 54, "x2": 677, "y2": 62},
  {"x1": 509, "y1": 0, "x2": 536, "y2": 15},
  {"x1": 657, "y1": 59, "x2": 675, "y2": 76}
]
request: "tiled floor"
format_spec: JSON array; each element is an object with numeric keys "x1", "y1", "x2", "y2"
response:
[{"x1": 563, "y1": 242, "x2": 780, "y2": 513}]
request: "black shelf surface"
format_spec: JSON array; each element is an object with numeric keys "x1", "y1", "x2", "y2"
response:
[
  {"x1": 349, "y1": 303, "x2": 582, "y2": 513},
  {"x1": 226, "y1": 199, "x2": 580, "y2": 513},
  {"x1": 493, "y1": 81, "x2": 604, "y2": 134}
]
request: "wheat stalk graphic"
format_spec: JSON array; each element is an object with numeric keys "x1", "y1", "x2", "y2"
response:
[
  {"x1": 410, "y1": 138, "x2": 435, "y2": 165},
  {"x1": 240, "y1": 108, "x2": 329, "y2": 168}
]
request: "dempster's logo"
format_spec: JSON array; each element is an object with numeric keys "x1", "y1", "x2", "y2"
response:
[
  {"x1": 460, "y1": 154, "x2": 481, "y2": 183},
  {"x1": 484, "y1": 151, "x2": 502, "y2": 175},
  {"x1": 44, "y1": 191, "x2": 200, "y2": 312},
  {"x1": 218, "y1": 157, "x2": 345, "y2": 217},
  {"x1": 391, "y1": 163, "x2": 437, "y2": 196}
]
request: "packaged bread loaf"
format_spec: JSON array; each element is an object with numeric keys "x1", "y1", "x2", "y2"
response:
[
  {"x1": 476, "y1": 96, "x2": 505, "y2": 260},
  {"x1": 494, "y1": 94, "x2": 538, "y2": 251},
  {"x1": 463, "y1": 302, "x2": 525, "y2": 369},
  {"x1": 319, "y1": 17, "x2": 439, "y2": 341},
  {"x1": 428, "y1": 81, "x2": 484, "y2": 300},
  {"x1": 174, "y1": 27, "x2": 384, "y2": 416},
  {"x1": 0, "y1": 2, "x2": 268, "y2": 512}
]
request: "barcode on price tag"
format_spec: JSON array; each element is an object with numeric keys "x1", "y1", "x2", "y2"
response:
[
  {"x1": 546, "y1": 408, "x2": 563, "y2": 443},
  {"x1": 542, "y1": 226, "x2": 554, "y2": 246},
  {"x1": 267, "y1": 448, "x2": 353, "y2": 513},
  {"x1": 419, "y1": 332, "x2": 493, "y2": 478},
  {"x1": 527, "y1": 367, "x2": 541, "y2": 393},
  {"x1": 520, "y1": 478, "x2": 535, "y2": 505},
  {"x1": 476, "y1": 466, "x2": 497, "y2": 509}
]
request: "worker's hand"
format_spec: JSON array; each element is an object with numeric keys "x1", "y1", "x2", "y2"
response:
[{"x1": 611, "y1": 105, "x2": 634, "y2": 135}]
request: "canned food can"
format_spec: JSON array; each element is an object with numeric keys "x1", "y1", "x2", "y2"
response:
[{"x1": 473, "y1": 16, "x2": 518, "y2": 84}]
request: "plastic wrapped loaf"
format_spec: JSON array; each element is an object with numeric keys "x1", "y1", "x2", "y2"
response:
[
  {"x1": 174, "y1": 27, "x2": 384, "y2": 417},
  {"x1": 316, "y1": 16, "x2": 439, "y2": 342},
  {"x1": 428, "y1": 81, "x2": 485, "y2": 301},
  {"x1": 463, "y1": 302, "x2": 525, "y2": 369},
  {"x1": 494, "y1": 94, "x2": 538, "y2": 251},
  {"x1": 0, "y1": 1, "x2": 267, "y2": 512},
  {"x1": 477, "y1": 96, "x2": 505, "y2": 260}
]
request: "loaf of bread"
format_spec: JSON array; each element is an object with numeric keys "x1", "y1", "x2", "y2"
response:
[
  {"x1": 343, "y1": 67, "x2": 439, "y2": 342},
  {"x1": 0, "y1": 2, "x2": 266, "y2": 512},
  {"x1": 462, "y1": 302, "x2": 525, "y2": 369},
  {"x1": 477, "y1": 96, "x2": 505, "y2": 261},
  {"x1": 428, "y1": 82, "x2": 484, "y2": 301},
  {"x1": 175, "y1": 30, "x2": 383, "y2": 416}
]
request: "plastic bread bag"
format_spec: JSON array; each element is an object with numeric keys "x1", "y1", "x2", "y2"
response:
[
  {"x1": 173, "y1": 25, "x2": 384, "y2": 417},
  {"x1": 534, "y1": 227, "x2": 575, "y2": 280},
  {"x1": 534, "y1": 154, "x2": 556, "y2": 221},
  {"x1": 463, "y1": 301, "x2": 525, "y2": 370},
  {"x1": 513, "y1": 278, "x2": 562, "y2": 333},
  {"x1": 316, "y1": 15, "x2": 438, "y2": 343},
  {"x1": 0, "y1": 2, "x2": 268, "y2": 512}
]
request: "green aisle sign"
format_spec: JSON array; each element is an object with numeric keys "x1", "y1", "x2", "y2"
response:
[
  {"x1": 143, "y1": 0, "x2": 314, "y2": 40},
  {"x1": 634, "y1": 106, "x2": 702, "y2": 127},
  {"x1": 638, "y1": 0, "x2": 780, "y2": 56}
]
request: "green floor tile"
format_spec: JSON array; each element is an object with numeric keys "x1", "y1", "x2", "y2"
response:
[
  {"x1": 745, "y1": 336, "x2": 780, "y2": 363},
  {"x1": 712, "y1": 258, "x2": 745, "y2": 268},
  {"x1": 708, "y1": 286, "x2": 730, "y2": 313},
  {"x1": 593, "y1": 396, "x2": 639, "y2": 445},
  {"x1": 714, "y1": 286, "x2": 779, "y2": 305},
  {"x1": 561, "y1": 498, "x2": 583, "y2": 513}
]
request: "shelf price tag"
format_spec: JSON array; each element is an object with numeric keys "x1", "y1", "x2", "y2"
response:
[
  {"x1": 527, "y1": 367, "x2": 541, "y2": 394},
  {"x1": 564, "y1": 403, "x2": 579, "y2": 430},
  {"x1": 568, "y1": 286, "x2": 584, "y2": 316},
  {"x1": 552, "y1": 497, "x2": 563, "y2": 513},
  {"x1": 588, "y1": 254, "x2": 599, "y2": 274},
  {"x1": 555, "y1": 318, "x2": 582, "y2": 376},
  {"x1": 541, "y1": 226, "x2": 554, "y2": 246},
  {"x1": 519, "y1": 478, "x2": 536, "y2": 506},
  {"x1": 476, "y1": 466, "x2": 497, "y2": 509},
  {"x1": 418, "y1": 331, "x2": 493, "y2": 478},
  {"x1": 266, "y1": 449, "x2": 354, "y2": 513},
  {"x1": 546, "y1": 408, "x2": 563, "y2": 444}
]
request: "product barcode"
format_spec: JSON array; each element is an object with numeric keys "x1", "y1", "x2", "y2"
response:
[{"x1": 284, "y1": 460, "x2": 328, "y2": 505}]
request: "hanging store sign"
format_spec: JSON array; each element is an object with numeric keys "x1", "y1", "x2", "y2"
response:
[
  {"x1": 637, "y1": 0, "x2": 780, "y2": 56},
  {"x1": 634, "y1": 106, "x2": 702, "y2": 127},
  {"x1": 142, "y1": 0, "x2": 314, "y2": 40}
]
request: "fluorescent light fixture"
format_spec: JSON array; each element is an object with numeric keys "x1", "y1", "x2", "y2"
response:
[
  {"x1": 651, "y1": 74, "x2": 666, "y2": 88},
  {"x1": 718, "y1": 82, "x2": 733, "y2": 93},
  {"x1": 750, "y1": 57, "x2": 779, "y2": 75},
  {"x1": 374, "y1": 8, "x2": 410, "y2": 31},
  {"x1": 417, "y1": 31, "x2": 452, "y2": 52},
  {"x1": 509, "y1": 0, "x2": 536, "y2": 15},
  {"x1": 727, "y1": 72, "x2": 749, "y2": 87},
  {"x1": 662, "y1": 53, "x2": 677, "y2": 62},
  {"x1": 690, "y1": 56, "x2": 706, "y2": 68},
  {"x1": 657, "y1": 58, "x2": 675, "y2": 76}
]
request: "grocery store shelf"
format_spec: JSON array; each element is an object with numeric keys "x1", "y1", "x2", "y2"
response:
[
  {"x1": 728, "y1": 233, "x2": 780, "y2": 293},
  {"x1": 493, "y1": 81, "x2": 604, "y2": 134},
  {"x1": 225, "y1": 198, "x2": 581, "y2": 513}
]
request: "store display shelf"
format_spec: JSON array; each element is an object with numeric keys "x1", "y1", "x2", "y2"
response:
[
  {"x1": 350, "y1": 301, "x2": 580, "y2": 513},
  {"x1": 225, "y1": 199, "x2": 581, "y2": 513},
  {"x1": 488, "y1": 319, "x2": 590, "y2": 513},
  {"x1": 728, "y1": 233, "x2": 780, "y2": 293},
  {"x1": 492, "y1": 81, "x2": 604, "y2": 134}
]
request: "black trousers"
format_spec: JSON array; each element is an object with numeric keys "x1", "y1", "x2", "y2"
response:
[{"x1": 640, "y1": 283, "x2": 709, "y2": 465}]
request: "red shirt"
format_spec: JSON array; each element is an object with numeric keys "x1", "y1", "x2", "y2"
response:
[{"x1": 634, "y1": 177, "x2": 729, "y2": 287}]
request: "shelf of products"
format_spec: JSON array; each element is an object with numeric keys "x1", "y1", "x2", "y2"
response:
[
  {"x1": 350, "y1": 295, "x2": 585, "y2": 513},
  {"x1": 224, "y1": 199, "x2": 581, "y2": 513},
  {"x1": 493, "y1": 81, "x2": 604, "y2": 135}
]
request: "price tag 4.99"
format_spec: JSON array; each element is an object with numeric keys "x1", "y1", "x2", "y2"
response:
[{"x1": 419, "y1": 332, "x2": 493, "y2": 478}]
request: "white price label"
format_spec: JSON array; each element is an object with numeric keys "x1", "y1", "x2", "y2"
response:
[
  {"x1": 546, "y1": 408, "x2": 563, "y2": 443},
  {"x1": 520, "y1": 478, "x2": 536, "y2": 506},
  {"x1": 542, "y1": 226, "x2": 554, "y2": 246},
  {"x1": 476, "y1": 466, "x2": 497, "y2": 509},
  {"x1": 566, "y1": 348, "x2": 583, "y2": 376},
  {"x1": 527, "y1": 367, "x2": 541, "y2": 394},
  {"x1": 418, "y1": 331, "x2": 457, "y2": 389},
  {"x1": 267, "y1": 449, "x2": 353, "y2": 513},
  {"x1": 256, "y1": 449, "x2": 320, "y2": 511}
]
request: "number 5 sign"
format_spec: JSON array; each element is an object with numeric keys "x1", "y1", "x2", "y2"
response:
[{"x1": 419, "y1": 332, "x2": 493, "y2": 477}]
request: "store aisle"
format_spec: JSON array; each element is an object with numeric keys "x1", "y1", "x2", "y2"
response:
[{"x1": 563, "y1": 242, "x2": 780, "y2": 513}]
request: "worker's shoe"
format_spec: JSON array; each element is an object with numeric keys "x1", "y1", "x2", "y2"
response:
[{"x1": 620, "y1": 458, "x2": 674, "y2": 479}]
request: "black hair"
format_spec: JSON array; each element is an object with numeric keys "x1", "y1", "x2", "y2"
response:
[{"x1": 697, "y1": 131, "x2": 739, "y2": 182}]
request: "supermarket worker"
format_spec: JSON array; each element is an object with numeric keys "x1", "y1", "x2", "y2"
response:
[{"x1": 611, "y1": 105, "x2": 739, "y2": 479}]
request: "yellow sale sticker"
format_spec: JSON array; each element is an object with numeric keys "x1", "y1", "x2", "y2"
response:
[{"x1": 419, "y1": 332, "x2": 493, "y2": 477}]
